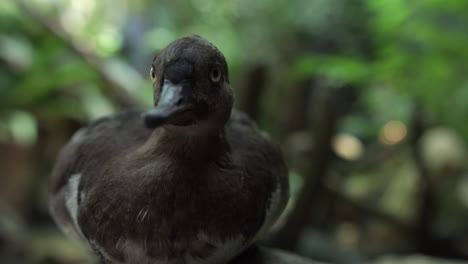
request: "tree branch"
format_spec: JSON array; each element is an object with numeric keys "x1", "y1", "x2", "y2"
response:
[
  {"x1": 324, "y1": 185, "x2": 415, "y2": 235},
  {"x1": 271, "y1": 81, "x2": 339, "y2": 250},
  {"x1": 235, "y1": 64, "x2": 268, "y2": 121},
  {"x1": 16, "y1": 0, "x2": 140, "y2": 109}
]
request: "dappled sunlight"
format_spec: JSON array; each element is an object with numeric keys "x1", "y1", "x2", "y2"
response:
[
  {"x1": 95, "y1": 27, "x2": 123, "y2": 56},
  {"x1": 332, "y1": 133, "x2": 364, "y2": 161},
  {"x1": 379, "y1": 120, "x2": 407, "y2": 145},
  {"x1": 6, "y1": 111, "x2": 37, "y2": 146},
  {"x1": 457, "y1": 175, "x2": 468, "y2": 209},
  {"x1": 335, "y1": 222, "x2": 360, "y2": 250},
  {"x1": 420, "y1": 127, "x2": 467, "y2": 174}
]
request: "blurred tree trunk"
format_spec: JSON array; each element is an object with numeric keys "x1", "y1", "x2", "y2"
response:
[
  {"x1": 0, "y1": 143, "x2": 34, "y2": 210},
  {"x1": 410, "y1": 107, "x2": 468, "y2": 259},
  {"x1": 271, "y1": 81, "x2": 339, "y2": 251},
  {"x1": 235, "y1": 64, "x2": 268, "y2": 122}
]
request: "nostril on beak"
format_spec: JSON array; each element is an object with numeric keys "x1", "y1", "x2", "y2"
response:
[{"x1": 176, "y1": 98, "x2": 184, "y2": 105}]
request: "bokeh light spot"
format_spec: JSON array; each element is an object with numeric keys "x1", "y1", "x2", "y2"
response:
[
  {"x1": 7, "y1": 111, "x2": 37, "y2": 146},
  {"x1": 379, "y1": 120, "x2": 407, "y2": 145},
  {"x1": 332, "y1": 133, "x2": 364, "y2": 161}
]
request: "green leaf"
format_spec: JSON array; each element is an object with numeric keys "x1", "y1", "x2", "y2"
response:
[{"x1": 291, "y1": 55, "x2": 369, "y2": 84}]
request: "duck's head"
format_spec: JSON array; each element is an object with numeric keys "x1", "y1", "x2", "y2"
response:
[{"x1": 144, "y1": 36, "x2": 233, "y2": 132}]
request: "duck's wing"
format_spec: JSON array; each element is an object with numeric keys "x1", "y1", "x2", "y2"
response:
[
  {"x1": 226, "y1": 110, "x2": 289, "y2": 243},
  {"x1": 48, "y1": 110, "x2": 151, "y2": 242}
]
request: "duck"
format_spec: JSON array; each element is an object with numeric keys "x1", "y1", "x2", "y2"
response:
[{"x1": 49, "y1": 35, "x2": 289, "y2": 264}]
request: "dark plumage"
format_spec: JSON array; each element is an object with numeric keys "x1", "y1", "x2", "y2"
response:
[{"x1": 49, "y1": 36, "x2": 289, "y2": 264}]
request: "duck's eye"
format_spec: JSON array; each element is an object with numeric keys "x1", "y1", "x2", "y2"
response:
[
  {"x1": 210, "y1": 68, "x2": 221, "y2": 83},
  {"x1": 150, "y1": 67, "x2": 157, "y2": 83}
]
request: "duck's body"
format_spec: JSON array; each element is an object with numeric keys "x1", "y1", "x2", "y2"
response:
[{"x1": 49, "y1": 36, "x2": 289, "y2": 264}]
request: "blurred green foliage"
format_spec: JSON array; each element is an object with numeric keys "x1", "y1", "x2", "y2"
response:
[{"x1": 2, "y1": 0, "x2": 468, "y2": 142}]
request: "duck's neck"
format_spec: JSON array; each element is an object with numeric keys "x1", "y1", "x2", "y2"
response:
[{"x1": 140, "y1": 125, "x2": 230, "y2": 164}]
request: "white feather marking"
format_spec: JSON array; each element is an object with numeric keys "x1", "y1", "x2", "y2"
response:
[
  {"x1": 92, "y1": 233, "x2": 244, "y2": 264},
  {"x1": 118, "y1": 240, "x2": 184, "y2": 264},
  {"x1": 90, "y1": 240, "x2": 123, "y2": 264},
  {"x1": 64, "y1": 173, "x2": 85, "y2": 238},
  {"x1": 252, "y1": 180, "x2": 284, "y2": 242},
  {"x1": 184, "y1": 233, "x2": 244, "y2": 264},
  {"x1": 136, "y1": 207, "x2": 150, "y2": 222},
  {"x1": 122, "y1": 240, "x2": 150, "y2": 263},
  {"x1": 70, "y1": 128, "x2": 86, "y2": 143},
  {"x1": 136, "y1": 208, "x2": 145, "y2": 222}
]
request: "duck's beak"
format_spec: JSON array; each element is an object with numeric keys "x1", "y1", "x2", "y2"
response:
[{"x1": 144, "y1": 79, "x2": 195, "y2": 128}]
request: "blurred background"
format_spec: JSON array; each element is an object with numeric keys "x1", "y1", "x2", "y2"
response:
[{"x1": 1, "y1": 0, "x2": 468, "y2": 263}]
